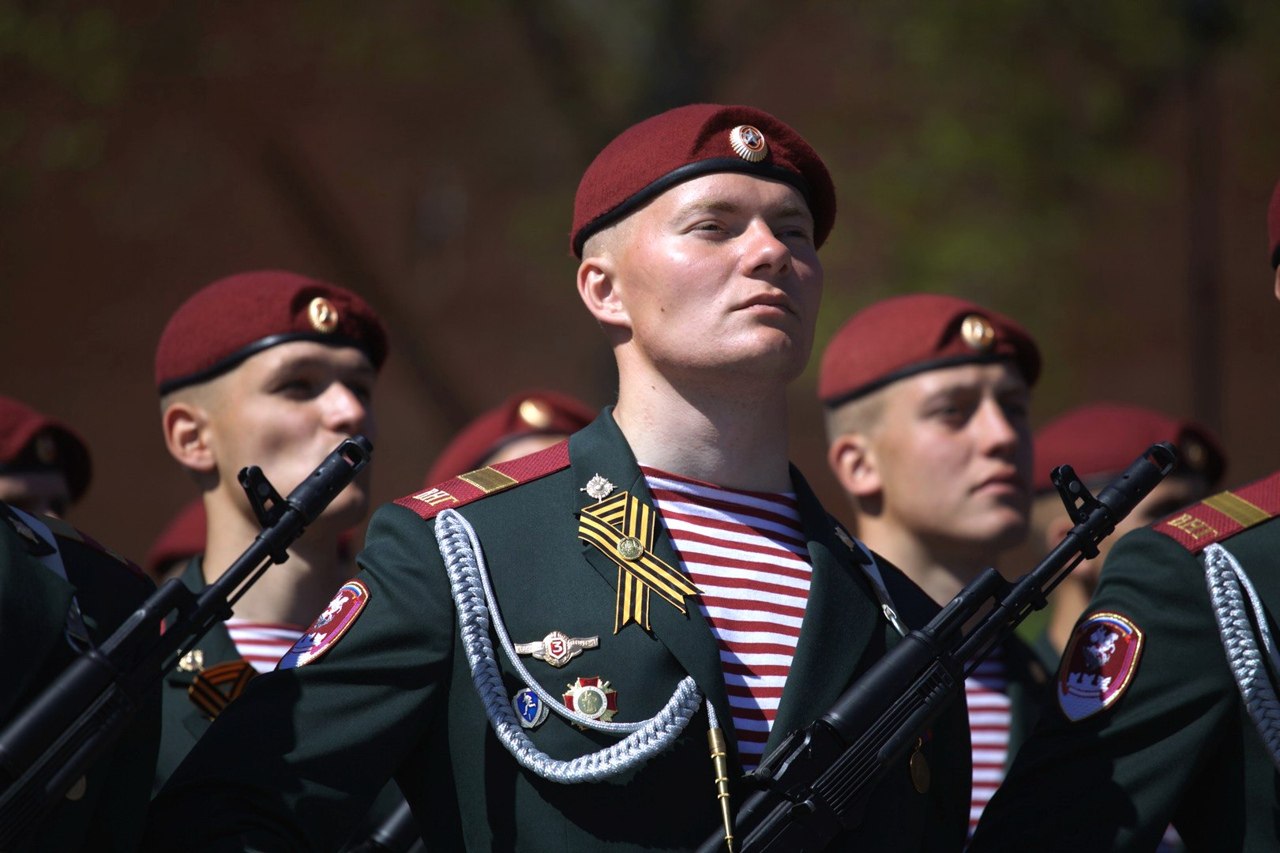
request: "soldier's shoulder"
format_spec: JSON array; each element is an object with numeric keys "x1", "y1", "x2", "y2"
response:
[
  {"x1": 392, "y1": 440, "x2": 572, "y2": 523},
  {"x1": 1151, "y1": 469, "x2": 1280, "y2": 555}
]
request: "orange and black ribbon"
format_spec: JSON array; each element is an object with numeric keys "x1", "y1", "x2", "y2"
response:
[
  {"x1": 188, "y1": 660, "x2": 256, "y2": 720},
  {"x1": 578, "y1": 492, "x2": 700, "y2": 633}
]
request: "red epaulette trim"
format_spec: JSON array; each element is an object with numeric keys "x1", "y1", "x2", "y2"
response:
[
  {"x1": 1154, "y1": 470, "x2": 1280, "y2": 554},
  {"x1": 394, "y1": 440, "x2": 572, "y2": 521}
]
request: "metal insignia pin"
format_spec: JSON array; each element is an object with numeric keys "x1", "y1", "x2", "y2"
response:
[
  {"x1": 960, "y1": 314, "x2": 995, "y2": 352},
  {"x1": 177, "y1": 649, "x2": 205, "y2": 673},
  {"x1": 581, "y1": 474, "x2": 615, "y2": 501},
  {"x1": 834, "y1": 525, "x2": 855, "y2": 551},
  {"x1": 729, "y1": 124, "x2": 768, "y2": 162},
  {"x1": 513, "y1": 688, "x2": 549, "y2": 729},
  {"x1": 515, "y1": 630, "x2": 600, "y2": 668},
  {"x1": 308, "y1": 296, "x2": 340, "y2": 333}
]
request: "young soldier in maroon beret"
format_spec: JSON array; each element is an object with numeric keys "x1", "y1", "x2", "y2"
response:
[
  {"x1": 147, "y1": 270, "x2": 424, "y2": 850},
  {"x1": 0, "y1": 395, "x2": 92, "y2": 518},
  {"x1": 818, "y1": 292, "x2": 1051, "y2": 841},
  {"x1": 147, "y1": 105, "x2": 971, "y2": 852},
  {"x1": 1029, "y1": 403, "x2": 1225, "y2": 666},
  {"x1": 970, "y1": 182, "x2": 1280, "y2": 851}
]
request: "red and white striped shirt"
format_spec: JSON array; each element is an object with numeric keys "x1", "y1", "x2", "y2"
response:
[
  {"x1": 965, "y1": 644, "x2": 1011, "y2": 840},
  {"x1": 226, "y1": 619, "x2": 304, "y2": 673},
  {"x1": 642, "y1": 467, "x2": 812, "y2": 771}
]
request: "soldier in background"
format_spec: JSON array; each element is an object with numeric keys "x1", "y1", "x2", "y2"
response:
[
  {"x1": 424, "y1": 389, "x2": 595, "y2": 484},
  {"x1": 1028, "y1": 403, "x2": 1225, "y2": 666},
  {"x1": 0, "y1": 396, "x2": 92, "y2": 518},
  {"x1": 817, "y1": 293, "x2": 1052, "y2": 840},
  {"x1": 971, "y1": 181, "x2": 1280, "y2": 851}
]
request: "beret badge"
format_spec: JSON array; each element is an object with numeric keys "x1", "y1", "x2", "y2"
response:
[
  {"x1": 34, "y1": 433, "x2": 58, "y2": 465},
  {"x1": 518, "y1": 398, "x2": 554, "y2": 430},
  {"x1": 729, "y1": 125, "x2": 768, "y2": 163},
  {"x1": 308, "y1": 297, "x2": 340, "y2": 334},
  {"x1": 960, "y1": 314, "x2": 996, "y2": 352}
]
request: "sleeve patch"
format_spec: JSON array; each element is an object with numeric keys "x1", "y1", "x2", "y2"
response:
[
  {"x1": 277, "y1": 580, "x2": 369, "y2": 669},
  {"x1": 1057, "y1": 612, "x2": 1144, "y2": 722}
]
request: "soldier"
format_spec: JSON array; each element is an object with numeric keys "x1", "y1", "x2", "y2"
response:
[
  {"x1": 0, "y1": 501, "x2": 159, "y2": 851},
  {"x1": 1028, "y1": 403, "x2": 1225, "y2": 666},
  {"x1": 148, "y1": 270, "x2": 387, "y2": 789},
  {"x1": 424, "y1": 389, "x2": 595, "y2": 484},
  {"x1": 0, "y1": 395, "x2": 92, "y2": 518},
  {"x1": 146, "y1": 104, "x2": 971, "y2": 851},
  {"x1": 817, "y1": 293, "x2": 1052, "y2": 839},
  {"x1": 970, "y1": 181, "x2": 1280, "y2": 851}
]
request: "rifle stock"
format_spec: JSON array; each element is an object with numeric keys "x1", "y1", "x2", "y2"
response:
[
  {"x1": 0, "y1": 435, "x2": 373, "y2": 848},
  {"x1": 700, "y1": 441, "x2": 1177, "y2": 853}
]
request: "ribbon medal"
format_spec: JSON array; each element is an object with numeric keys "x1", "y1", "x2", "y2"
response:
[{"x1": 578, "y1": 491, "x2": 700, "y2": 633}]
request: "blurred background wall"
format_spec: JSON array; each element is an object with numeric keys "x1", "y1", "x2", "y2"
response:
[{"x1": 2, "y1": 0, "x2": 1278, "y2": 561}]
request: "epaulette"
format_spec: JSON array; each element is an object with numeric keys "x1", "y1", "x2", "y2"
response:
[
  {"x1": 395, "y1": 440, "x2": 571, "y2": 521},
  {"x1": 1155, "y1": 469, "x2": 1280, "y2": 554},
  {"x1": 40, "y1": 513, "x2": 146, "y2": 579}
]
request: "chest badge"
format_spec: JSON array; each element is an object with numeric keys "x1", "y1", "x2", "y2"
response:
[
  {"x1": 563, "y1": 676, "x2": 617, "y2": 723},
  {"x1": 582, "y1": 474, "x2": 615, "y2": 501},
  {"x1": 514, "y1": 630, "x2": 599, "y2": 668},
  {"x1": 513, "y1": 688, "x2": 549, "y2": 729}
]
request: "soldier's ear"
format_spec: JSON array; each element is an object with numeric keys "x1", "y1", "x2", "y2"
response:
[
  {"x1": 577, "y1": 252, "x2": 631, "y2": 334},
  {"x1": 828, "y1": 432, "x2": 882, "y2": 501},
  {"x1": 161, "y1": 400, "x2": 216, "y2": 475}
]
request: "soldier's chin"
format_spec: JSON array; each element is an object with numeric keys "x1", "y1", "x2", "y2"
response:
[{"x1": 317, "y1": 486, "x2": 370, "y2": 528}]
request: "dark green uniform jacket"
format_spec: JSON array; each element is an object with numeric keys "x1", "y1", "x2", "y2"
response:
[
  {"x1": 146, "y1": 412, "x2": 970, "y2": 852},
  {"x1": 972, "y1": 474, "x2": 1280, "y2": 852},
  {"x1": 154, "y1": 556, "x2": 243, "y2": 793},
  {"x1": 0, "y1": 502, "x2": 160, "y2": 852},
  {"x1": 155, "y1": 555, "x2": 420, "y2": 850}
]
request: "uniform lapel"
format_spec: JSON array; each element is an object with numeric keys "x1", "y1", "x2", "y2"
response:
[
  {"x1": 569, "y1": 411, "x2": 738, "y2": 768},
  {"x1": 765, "y1": 467, "x2": 882, "y2": 753},
  {"x1": 165, "y1": 557, "x2": 247, "y2": 690}
]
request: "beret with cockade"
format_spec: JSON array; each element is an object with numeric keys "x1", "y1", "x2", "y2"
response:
[
  {"x1": 1268, "y1": 178, "x2": 1280, "y2": 269},
  {"x1": 1033, "y1": 402, "x2": 1225, "y2": 494},
  {"x1": 818, "y1": 293, "x2": 1041, "y2": 407},
  {"x1": 425, "y1": 390, "x2": 596, "y2": 486},
  {"x1": 155, "y1": 270, "x2": 388, "y2": 395},
  {"x1": 0, "y1": 396, "x2": 92, "y2": 502},
  {"x1": 571, "y1": 103, "x2": 836, "y2": 257}
]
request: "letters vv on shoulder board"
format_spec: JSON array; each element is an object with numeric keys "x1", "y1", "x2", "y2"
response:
[
  {"x1": 702, "y1": 442, "x2": 1177, "y2": 853},
  {"x1": 0, "y1": 436, "x2": 374, "y2": 849}
]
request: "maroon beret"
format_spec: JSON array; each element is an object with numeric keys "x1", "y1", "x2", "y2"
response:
[
  {"x1": 0, "y1": 396, "x2": 92, "y2": 502},
  {"x1": 818, "y1": 294, "x2": 1041, "y2": 407},
  {"x1": 571, "y1": 103, "x2": 836, "y2": 257},
  {"x1": 144, "y1": 499, "x2": 205, "y2": 576},
  {"x1": 1269, "y1": 179, "x2": 1280, "y2": 269},
  {"x1": 155, "y1": 270, "x2": 389, "y2": 394},
  {"x1": 1034, "y1": 402, "x2": 1225, "y2": 493},
  {"x1": 426, "y1": 390, "x2": 596, "y2": 485}
]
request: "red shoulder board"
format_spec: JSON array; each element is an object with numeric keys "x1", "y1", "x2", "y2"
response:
[
  {"x1": 1154, "y1": 470, "x2": 1280, "y2": 554},
  {"x1": 394, "y1": 440, "x2": 571, "y2": 521}
]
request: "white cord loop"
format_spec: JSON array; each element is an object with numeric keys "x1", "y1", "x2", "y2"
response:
[
  {"x1": 1204, "y1": 542, "x2": 1280, "y2": 769},
  {"x1": 434, "y1": 508, "x2": 704, "y2": 783}
]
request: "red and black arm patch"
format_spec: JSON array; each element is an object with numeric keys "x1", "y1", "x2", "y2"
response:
[
  {"x1": 394, "y1": 440, "x2": 571, "y2": 521},
  {"x1": 1154, "y1": 470, "x2": 1280, "y2": 555}
]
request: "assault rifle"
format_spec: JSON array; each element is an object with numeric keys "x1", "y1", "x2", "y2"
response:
[
  {"x1": 0, "y1": 436, "x2": 373, "y2": 849},
  {"x1": 699, "y1": 441, "x2": 1177, "y2": 853}
]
